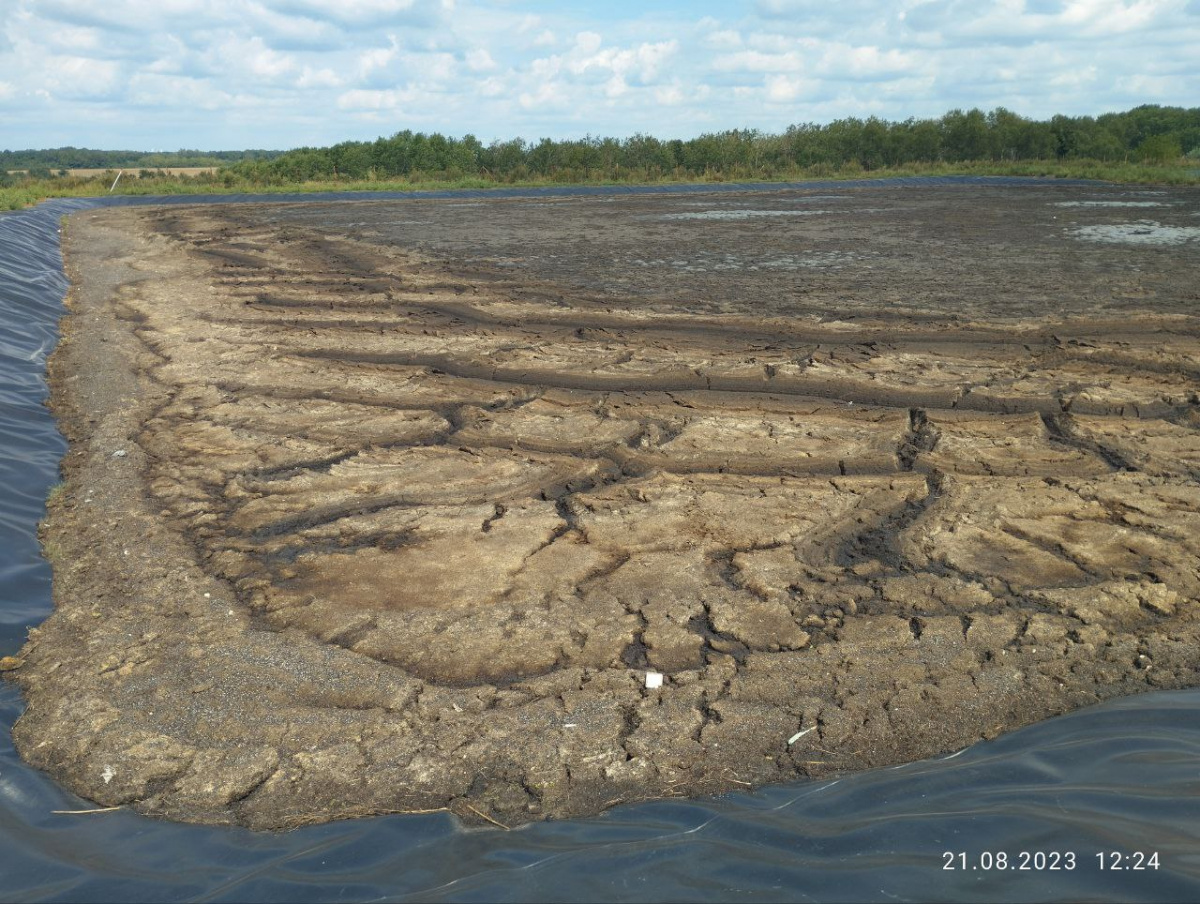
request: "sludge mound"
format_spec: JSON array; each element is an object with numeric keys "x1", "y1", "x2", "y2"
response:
[{"x1": 8, "y1": 186, "x2": 1200, "y2": 829}]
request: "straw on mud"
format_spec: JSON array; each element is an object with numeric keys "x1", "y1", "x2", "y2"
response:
[
  {"x1": 462, "y1": 803, "x2": 510, "y2": 830},
  {"x1": 52, "y1": 806, "x2": 123, "y2": 815}
]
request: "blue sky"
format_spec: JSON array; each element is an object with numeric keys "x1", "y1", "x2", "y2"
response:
[{"x1": 1, "y1": 0, "x2": 1197, "y2": 151}]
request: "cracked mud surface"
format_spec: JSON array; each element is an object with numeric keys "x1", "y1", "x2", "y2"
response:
[{"x1": 9, "y1": 182, "x2": 1200, "y2": 829}]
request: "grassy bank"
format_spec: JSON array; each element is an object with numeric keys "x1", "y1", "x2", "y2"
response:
[{"x1": 3, "y1": 158, "x2": 1198, "y2": 211}]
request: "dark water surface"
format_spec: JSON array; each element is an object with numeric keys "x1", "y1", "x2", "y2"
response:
[{"x1": 2, "y1": 181, "x2": 1199, "y2": 903}]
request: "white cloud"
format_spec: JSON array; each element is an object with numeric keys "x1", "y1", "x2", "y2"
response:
[
  {"x1": 655, "y1": 83, "x2": 685, "y2": 105},
  {"x1": 518, "y1": 80, "x2": 569, "y2": 111},
  {"x1": 29, "y1": 0, "x2": 236, "y2": 40},
  {"x1": 755, "y1": 0, "x2": 910, "y2": 40},
  {"x1": 477, "y1": 75, "x2": 506, "y2": 98},
  {"x1": 408, "y1": 51, "x2": 457, "y2": 82},
  {"x1": 814, "y1": 44, "x2": 917, "y2": 81},
  {"x1": 1048, "y1": 65, "x2": 1098, "y2": 88},
  {"x1": 1116, "y1": 72, "x2": 1180, "y2": 95},
  {"x1": 258, "y1": 0, "x2": 444, "y2": 30},
  {"x1": 765, "y1": 74, "x2": 808, "y2": 102},
  {"x1": 1025, "y1": 0, "x2": 1065, "y2": 12},
  {"x1": 218, "y1": 36, "x2": 297, "y2": 80},
  {"x1": 245, "y1": 6, "x2": 345, "y2": 51},
  {"x1": 756, "y1": 0, "x2": 893, "y2": 18},
  {"x1": 356, "y1": 39, "x2": 400, "y2": 80},
  {"x1": 296, "y1": 66, "x2": 342, "y2": 88},
  {"x1": 39, "y1": 55, "x2": 124, "y2": 99},
  {"x1": 713, "y1": 50, "x2": 807, "y2": 73},
  {"x1": 571, "y1": 31, "x2": 604, "y2": 60},
  {"x1": 565, "y1": 36, "x2": 678, "y2": 84},
  {"x1": 128, "y1": 72, "x2": 242, "y2": 111},
  {"x1": 465, "y1": 48, "x2": 495, "y2": 71},
  {"x1": 604, "y1": 75, "x2": 628, "y2": 99},
  {"x1": 1061, "y1": 0, "x2": 1161, "y2": 34},
  {"x1": 701, "y1": 28, "x2": 744, "y2": 50},
  {"x1": 42, "y1": 24, "x2": 102, "y2": 53},
  {"x1": 336, "y1": 87, "x2": 418, "y2": 110},
  {"x1": 144, "y1": 35, "x2": 192, "y2": 75},
  {"x1": 902, "y1": 0, "x2": 1176, "y2": 44}
]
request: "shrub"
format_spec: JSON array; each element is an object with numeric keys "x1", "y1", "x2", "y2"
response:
[{"x1": 1137, "y1": 134, "x2": 1183, "y2": 163}]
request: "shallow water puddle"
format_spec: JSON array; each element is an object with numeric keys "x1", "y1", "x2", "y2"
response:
[
  {"x1": 1069, "y1": 220, "x2": 1200, "y2": 245},
  {"x1": 673, "y1": 195, "x2": 847, "y2": 207},
  {"x1": 663, "y1": 208, "x2": 833, "y2": 220},
  {"x1": 1052, "y1": 201, "x2": 1169, "y2": 208}
]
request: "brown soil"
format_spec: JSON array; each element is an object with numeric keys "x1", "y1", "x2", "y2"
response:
[{"x1": 8, "y1": 183, "x2": 1200, "y2": 830}]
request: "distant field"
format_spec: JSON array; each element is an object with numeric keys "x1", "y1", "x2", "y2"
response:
[
  {"x1": 66, "y1": 167, "x2": 218, "y2": 178},
  {"x1": 5, "y1": 167, "x2": 218, "y2": 177}
]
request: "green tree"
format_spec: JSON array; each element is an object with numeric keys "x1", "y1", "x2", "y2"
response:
[
  {"x1": 941, "y1": 108, "x2": 991, "y2": 161},
  {"x1": 1137, "y1": 134, "x2": 1183, "y2": 163}
]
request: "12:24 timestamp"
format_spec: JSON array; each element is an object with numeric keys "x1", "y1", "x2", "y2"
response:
[{"x1": 1097, "y1": 851, "x2": 1160, "y2": 870}]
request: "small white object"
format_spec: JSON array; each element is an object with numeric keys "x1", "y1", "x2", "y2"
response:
[
  {"x1": 112, "y1": 449, "x2": 127, "y2": 458},
  {"x1": 787, "y1": 727, "x2": 815, "y2": 745},
  {"x1": 644, "y1": 671, "x2": 664, "y2": 689},
  {"x1": 203, "y1": 593, "x2": 211, "y2": 599},
  {"x1": 563, "y1": 723, "x2": 577, "y2": 729},
  {"x1": 101, "y1": 765, "x2": 114, "y2": 784}
]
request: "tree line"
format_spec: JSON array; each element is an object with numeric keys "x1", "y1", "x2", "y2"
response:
[
  {"x1": 229, "y1": 105, "x2": 1200, "y2": 185},
  {"x1": 5, "y1": 105, "x2": 1197, "y2": 187}
]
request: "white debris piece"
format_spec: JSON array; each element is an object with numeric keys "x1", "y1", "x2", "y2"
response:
[
  {"x1": 788, "y1": 727, "x2": 815, "y2": 745},
  {"x1": 645, "y1": 671, "x2": 664, "y2": 689}
]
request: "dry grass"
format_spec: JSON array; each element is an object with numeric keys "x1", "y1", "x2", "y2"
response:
[{"x1": 65, "y1": 167, "x2": 217, "y2": 178}]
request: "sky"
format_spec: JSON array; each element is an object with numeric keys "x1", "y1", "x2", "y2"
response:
[{"x1": 1, "y1": 0, "x2": 1197, "y2": 151}]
